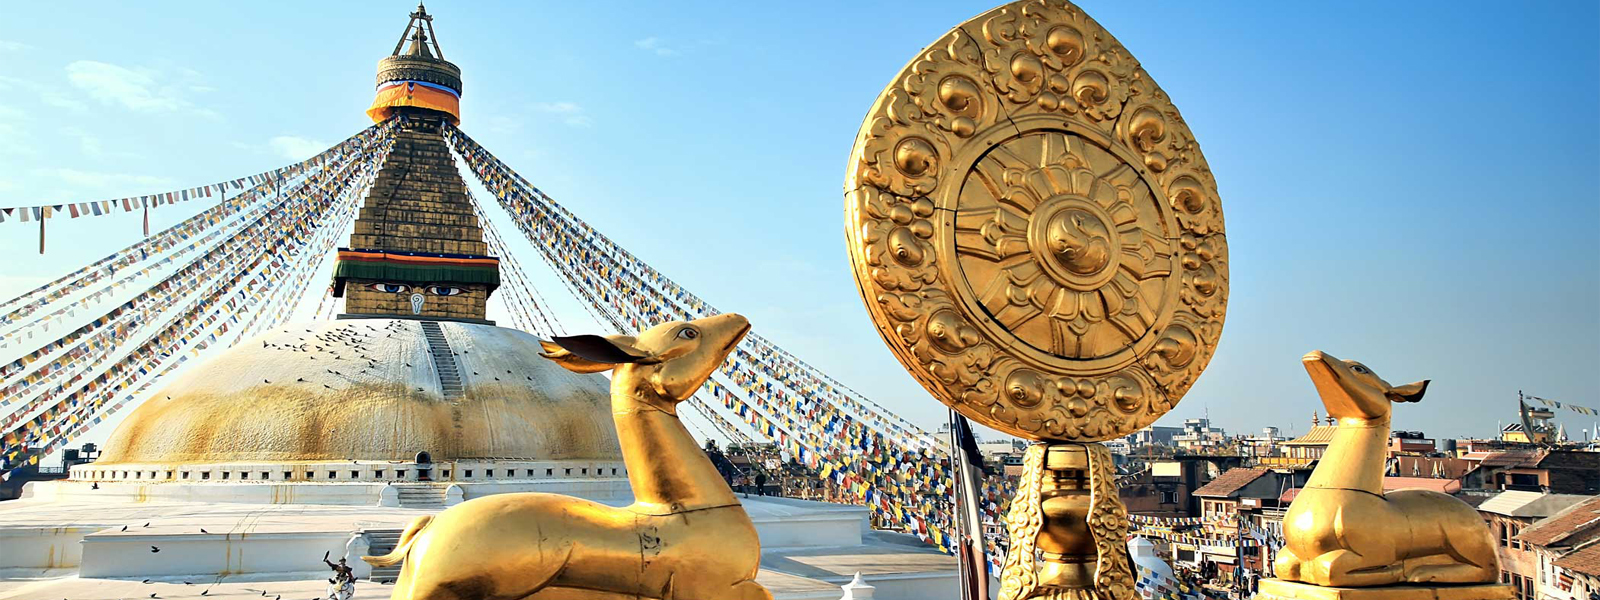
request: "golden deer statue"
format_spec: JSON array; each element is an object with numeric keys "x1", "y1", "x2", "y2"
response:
[
  {"x1": 1274, "y1": 351, "x2": 1499, "y2": 588},
  {"x1": 365, "y1": 313, "x2": 771, "y2": 600}
]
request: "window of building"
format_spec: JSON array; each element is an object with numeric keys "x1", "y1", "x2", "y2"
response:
[
  {"x1": 283, "y1": 472, "x2": 292, "y2": 480},
  {"x1": 261, "y1": 472, "x2": 270, "y2": 480},
  {"x1": 486, "y1": 469, "x2": 494, "y2": 478},
  {"x1": 328, "y1": 471, "x2": 337, "y2": 479},
  {"x1": 375, "y1": 470, "x2": 385, "y2": 479},
  {"x1": 351, "y1": 470, "x2": 360, "y2": 479},
  {"x1": 222, "y1": 472, "x2": 230, "y2": 480},
  {"x1": 582, "y1": 468, "x2": 588, "y2": 475},
  {"x1": 465, "y1": 470, "x2": 473, "y2": 478},
  {"x1": 442, "y1": 470, "x2": 451, "y2": 478},
  {"x1": 527, "y1": 469, "x2": 535, "y2": 477},
  {"x1": 612, "y1": 468, "x2": 618, "y2": 475},
  {"x1": 306, "y1": 471, "x2": 314, "y2": 479},
  {"x1": 182, "y1": 471, "x2": 191, "y2": 479},
  {"x1": 397, "y1": 470, "x2": 407, "y2": 479},
  {"x1": 239, "y1": 472, "x2": 248, "y2": 480},
  {"x1": 202, "y1": 472, "x2": 211, "y2": 480},
  {"x1": 546, "y1": 468, "x2": 553, "y2": 476},
  {"x1": 1499, "y1": 523, "x2": 1510, "y2": 547},
  {"x1": 1161, "y1": 491, "x2": 1178, "y2": 504}
]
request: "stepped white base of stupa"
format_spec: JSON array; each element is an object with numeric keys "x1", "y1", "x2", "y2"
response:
[{"x1": 0, "y1": 483, "x2": 959, "y2": 600}]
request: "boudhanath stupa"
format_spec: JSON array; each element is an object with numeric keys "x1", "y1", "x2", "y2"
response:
[{"x1": 0, "y1": 6, "x2": 958, "y2": 599}]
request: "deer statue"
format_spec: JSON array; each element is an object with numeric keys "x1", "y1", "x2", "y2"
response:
[
  {"x1": 365, "y1": 313, "x2": 772, "y2": 600},
  {"x1": 1274, "y1": 351, "x2": 1499, "y2": 588}
]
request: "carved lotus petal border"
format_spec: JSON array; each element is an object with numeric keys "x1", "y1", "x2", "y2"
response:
[{"x1": 845, "y1": 0, "x2": 1228, "y2": 442}]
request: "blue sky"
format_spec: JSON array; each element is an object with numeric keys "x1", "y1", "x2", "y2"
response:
[{"x1": 1, "y1": 1, "x2": 1596, "y2": 444}]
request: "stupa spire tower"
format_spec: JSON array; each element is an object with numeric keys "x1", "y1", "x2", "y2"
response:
[
  {"x1": 367, "y1": 2, "x2": 462, "y2": 124},
  {"x1": 334, "y1": 5, "x2": 497, "y2": 323}
]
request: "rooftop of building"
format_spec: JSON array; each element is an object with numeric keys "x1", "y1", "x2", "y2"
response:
[
  {"x1": 1517, "y1": 495, "x2": 1600, "y2": 548},
  {"x1": 1282, "y1": 425, "x2": 1338, "y2": 446},
  {"x1": 1193, "y1": 468, "x2": 1268, "y2": 498},
  {"x1": 1554, "y1": 542, "x2": 1600, "y2": 577},
  {"x1": 1388, "y1": 455, "x2": 1477, "y2": 480},
  {"x1": 1477, "y1": 490, "x2": 1592, "y2": 518}
]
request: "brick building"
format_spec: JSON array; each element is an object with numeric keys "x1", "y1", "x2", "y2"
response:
[
  {"x1": 1517, "y1": 495, "x2": 1600, "y2": 600},
  {"x1": 1477, "y1": 491, "x2": 1592, "y2": 600}
]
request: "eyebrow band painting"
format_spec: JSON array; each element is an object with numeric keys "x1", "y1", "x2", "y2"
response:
[{"x1": 0, "y1": 2, "x2": 1591, "y2": 600}]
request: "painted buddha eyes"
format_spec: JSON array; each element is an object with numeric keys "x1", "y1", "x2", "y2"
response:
[
  {"x1": 368, "y1": 283, "x2": 464, "y2": 296},
  {"x1": 677, "y1": 328, "x2": 699, "y2": 340}
]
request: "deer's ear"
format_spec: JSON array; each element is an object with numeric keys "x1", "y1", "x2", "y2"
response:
[
  {"x1": 1386, "y1": 380, "x2": 1429, "y2": 403},
  {"x1": 539, "y1": 335, "x2": 656, "y2": 373}
]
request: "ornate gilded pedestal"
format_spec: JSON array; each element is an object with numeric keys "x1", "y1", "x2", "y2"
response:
[{"x1": 842, "y1": 1, "x2": 1229, "y2": 598}]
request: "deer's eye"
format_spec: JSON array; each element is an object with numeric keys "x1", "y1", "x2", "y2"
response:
[
  {"x1": 677, "y1": 328, "x2": 699, "y2": 340},
  {"x1": 369, "y1": 283, "x2": 409, "y2": 293}
]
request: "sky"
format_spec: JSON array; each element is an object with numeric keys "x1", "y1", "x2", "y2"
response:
[{"x1": 0, "y1": 1, "x2": 1596, "y2": 448}]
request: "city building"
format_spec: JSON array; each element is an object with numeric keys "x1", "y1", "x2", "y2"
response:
[
  {"x1": 1280, "y1": 415, "x2": 1339, "y2": 463},
  {"x1": 1516, "y1": 495, "x2": 1600, "y2": 600},
  {"x1": 1188, "y1": 467, "x2": 1309, "y2": 581},
  {"x1": 1466, "y1": 449, "x2": 1600, "y2": 494},
  {"x1": 1172, "y1": 418, "x2": 1231, "y2": 454},
  {"x1": 1388, "y1": 430, "x2": 1437, "y2": 455},
  {"x1": 1477, "y1": 491, "x2": 1593, "y2": 600},
  {"x1": 1238, "y1": 427, "x2": 1284, "y2": 458},
  {"x1": 1131, "y1": 425, "x2": 1185, "y2": 450},
  {"x1": 1121, "y1": 456, "x2": 1243, "y2": 518}
]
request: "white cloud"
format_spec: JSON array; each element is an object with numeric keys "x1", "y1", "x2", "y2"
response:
[
  {"x1": 268, "y1": 135, "x2": 330, "y2": 161},
  {"x1": 531, "y1": 102, "x2": 592, "y2": 127},
  {"x1": 481, "y1": 115, "x2": 523, "y2": 135},
  {"x1": 0, "y1": 75, "x2": 87, "y2": 111},
  {"x1": 0, "y1": 108, "x2": 34, "y2": 156},
  {"x1": 0, "y1": 40, "x2": 30, "y2": 52},
  {"x1": 32, "y1": 168, "x2": 174, "y2": 190},
  {"x1": 633, "y1": 37, "x2": 677, "y2": 57},
  {"x1": 64, "y1": 61, "x2": 218, "y2": 118},
  {"x1": 59, "y1": 126, "x2": 127, "y2": 159}
]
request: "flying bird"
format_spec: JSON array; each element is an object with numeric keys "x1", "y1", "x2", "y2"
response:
[
  {"x1": 150, "y1": 546, "x2": 160, "y2": 553},
  {"x1": 199, "y1": 528, "x2": 208, "y2": 533},
  {"x1": 121, "y1": 525, "x2": 128, "y2": 531}
]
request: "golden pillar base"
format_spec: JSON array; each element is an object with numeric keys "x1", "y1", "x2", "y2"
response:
[
  {"x1": 999, "y1": 442, "x2": 1133, "y2": 600},
  {"x1": 1259, "y1": 579, "x2": 1516, "y2": 600}
]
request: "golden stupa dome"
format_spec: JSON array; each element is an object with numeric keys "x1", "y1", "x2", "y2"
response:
[{"x1": 95, "y1": 319, "x2": 621, "y2": 465}]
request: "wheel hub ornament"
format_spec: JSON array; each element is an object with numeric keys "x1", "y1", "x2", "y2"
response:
[{"x1": 845, "y1": 0, "x2": 1228, "y2": 444}]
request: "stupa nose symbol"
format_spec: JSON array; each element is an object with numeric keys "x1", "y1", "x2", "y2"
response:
[{"x1": 410, "y1": 293, "x2": 425, "y2": 315}]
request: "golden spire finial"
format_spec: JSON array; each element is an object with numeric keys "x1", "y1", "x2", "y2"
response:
[{"x1": 390, "y1": 1, "x2": 444, "y2": 59}]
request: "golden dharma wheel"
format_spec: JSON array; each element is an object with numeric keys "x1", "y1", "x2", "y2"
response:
[{"x1": 844, "y1": 0, "x2": 1228, "y2": 442}]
